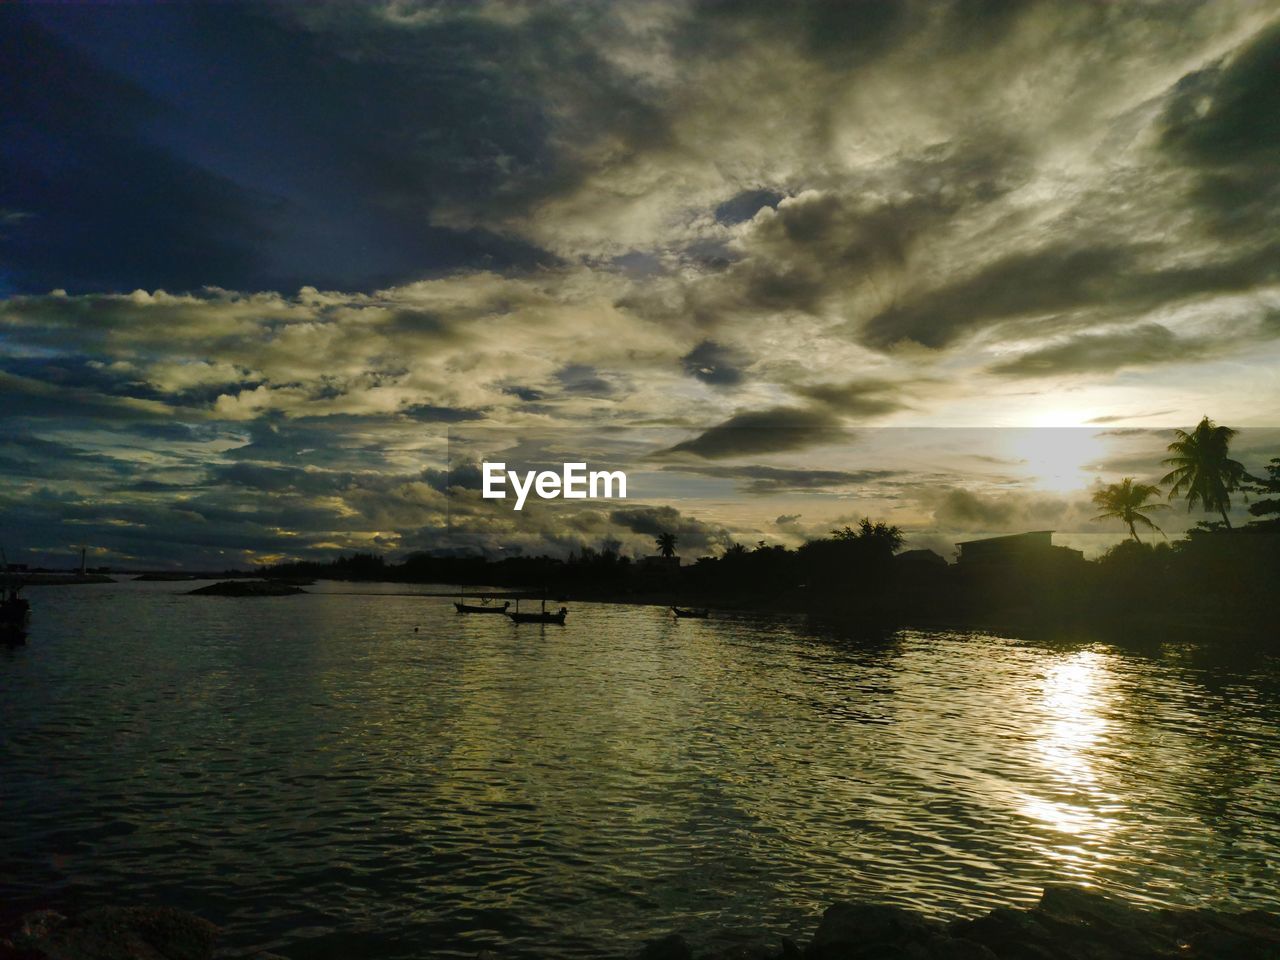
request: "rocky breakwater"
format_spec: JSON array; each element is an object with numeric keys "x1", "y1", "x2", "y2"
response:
[
  {"x1": 5, "y1": 888, "x2": 1277, "y2": 959},
  {"x1": 0, "y1": 907, "x2": 290, "y2": 960},
  {"x1": 632, "y1": 886, "x2": 1280, "y2": 960},
  {"x1": 187, "y1": 580, "x2": 306, "y2": 597}
]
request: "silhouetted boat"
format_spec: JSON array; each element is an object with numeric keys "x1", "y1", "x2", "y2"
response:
[
  {"x1": 455, "y1": 588, "x2": 510, "y2": 614},
  {"x1": 1, "y1": 548, "x2": 28, "y2": 640},
  {"x1": 455, "y1": 600, "x2": 510, "y2": 614},
  {"x1": 671, "y1": 606, "x2": 709, "y2": 619},
  {"x1": 508, "y1": 597, "x2": 568, "y2": 624},
  {"x1": 1, "y1": 586, "x2": 30, "y2": 637}
]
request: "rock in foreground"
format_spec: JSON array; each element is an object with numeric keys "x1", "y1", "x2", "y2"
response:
[
  {"x1": 634, "y1": 886, "x2": 1280, "y2": 960},
  {"x1": 187, "y1": 580, "x2": 306, "y2": 597},
  {"x1": 2, "y1": 906, "x2": 217, "y2": 960},
  {"x1": 6, "y1": 888, "x2": 1276, "y2": 960}
]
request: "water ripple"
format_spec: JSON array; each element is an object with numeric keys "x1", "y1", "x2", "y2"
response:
[{"x1": 2, "y1": 582, "x2": 1279, "y2": 958}]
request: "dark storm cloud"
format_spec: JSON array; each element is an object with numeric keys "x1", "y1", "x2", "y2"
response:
[
  {"x1": 2, "y1": 3, "x2": 558, "y2": 293},
  {"x1": 686, "y1": 0, "x2": 910, "y2": 68},
  {"x1": 208, "y1": 462, "x2": 378, "y2": 497},
  {"x1": 667, "y1": 464, "x2": 899, "y2": 495},
  {"x1": 661, "y1": 406, "x2": 847, "y2": 459},
  {"x1": 555, "y1": 364, "x2": 616, "y2": 397},
  {"x1": 1162, "y1": 22, "x2": 1280, "y2": 166},
  {"x1": 422, "y1": 461, "x2": 484, "y2": 493},
  {"x1": 119, "y1": 480, "x2": 198, "y2": 494},
  {"x1": 1159, "y1": 22, "x2": 1280, "y2": 240},
  {"x1": 681, "y1": 340, "x2": 750, "y2": 387},
  {"x1": 929, "y1": 487, "x2": 1073, "y2": 532},
  {"x1": 1, "y1": 356, "x2": 165, "y2": 403},
  {"x1": 0, "y1": 431, "x2": 132, "y2": 482},
  {"x1": 0, "y1": 12, "x2": 268, "y2": 295},
  {"x1": 1085, "y1": 411, "x2": 1174, "y2": 425},
  {"x1": 861, "y1": 240, "x2": 1280, "y2": 350},
  {"x1": 0, "y1": 354, "x2": 259, "y2": 406},
  {"x1": 703, "y1": 139, "x2": 1030, "y2": 322},
  {"x1": 127, "y1": 422, "x2": 225, "y2": 443},
  {"x1": 607, "y1": 505, "x2": 732, "y2": 554},
  {"x1": 0, "y1": 371, "x2": 175, "y2": 423},
  {"x1": 222, "y1": 415, "x2": 404, "y2": 471},
  {"x1": 399, "y1": 403, "x2": 487, "y2": 423},
  {"x1": 989, "y1": 324, "x2": 1213, "y2": 378},
  {"x1": 860, "y1": 244, "x2": 1130, "y2": 349},
  {"x1": 0, "y1": 482, "x2": 358, "y2": 568},
  {"x1": 1161, "y1": 21, "x2": 1280, "y2": 167},
  {"x1": 502, "y1": 385, "x2": 545, "y2": 403},
  {"x1": 793, "y1": 379, "x2": 911, "y2": 417}
]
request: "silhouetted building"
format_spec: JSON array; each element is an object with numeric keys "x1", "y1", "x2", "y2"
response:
[
  {"x1": 894, "y1": 548, "x2": 948, "y2": 570},
  {"x1": 955, "y1": 530, "x2": 1083, "y2": 565}
]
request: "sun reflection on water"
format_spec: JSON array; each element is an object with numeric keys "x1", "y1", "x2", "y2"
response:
[{"x1": 1018, "y1": 651, "x2": 1121, "y2": 845}]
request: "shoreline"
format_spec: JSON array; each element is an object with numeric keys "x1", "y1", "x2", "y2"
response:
[
  {"x1": 5, "y1": 885, "x2": 1278, "y2": 959},
  {"x1": 20, "y1": 574, "x2": 1263, "y2": 646}
]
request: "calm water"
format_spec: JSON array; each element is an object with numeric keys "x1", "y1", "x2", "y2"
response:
[{"x1": 2, "y1": 580, "x2": 1278, "y2": 958}]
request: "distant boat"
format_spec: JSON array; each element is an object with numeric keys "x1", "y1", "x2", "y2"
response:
[
  {"x1": 1, "y1": 585, "x2": 30, "y2": 637},
  {"x1": 508, "y1": 597, "x2": 568, "y2": 624},
  {"x1": 672, "y1": 606, "x2": 709, "y2": 619},
  {"x1": 1, "y1": 547, "x2": 29, "y2": 639},
  {"x1": 454, "y1": 600, "x2": 510, "y2": 614}
]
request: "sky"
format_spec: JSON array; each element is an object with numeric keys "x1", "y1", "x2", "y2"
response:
[{"x1": 2, "y1": 0, "x2": 1279, "y2": 569}]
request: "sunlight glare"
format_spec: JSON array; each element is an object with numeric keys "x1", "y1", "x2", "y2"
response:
[{"x1": 1005, "y1": 429, "x2": 1107, "y2": 494}]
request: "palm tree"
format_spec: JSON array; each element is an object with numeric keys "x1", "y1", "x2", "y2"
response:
[
  {"x1": 1092, "y1": 478, "x2": 1167, "y2": 542},
  {"x1": 655, "y1": 532, "x2": 678, "y2": 558},
  {"x1": 1160, "y1": 416, "x2": 1247, "y2": 528}
]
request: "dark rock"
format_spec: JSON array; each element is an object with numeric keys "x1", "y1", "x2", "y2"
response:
[
  {"x1": 805, "y1": 902, "x2": 994, "y2": 960},
  {"x1": 634, "y1": 934, "x2": 694, "y2": 960},
  {"x1": 187, "y1": 580, "x2": 306, "y2": 597},
  {"x1": 949, "y1": 886, "x2": 1280, "y2": 959},
  {"x1": 705, "y1": 945, "x2": 778, "y2": 960},
  {"x1": 5, "y1": 906, "x2": 217, "y2": 960}
]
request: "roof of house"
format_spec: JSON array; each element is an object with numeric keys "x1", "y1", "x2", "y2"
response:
[{"x1": 955, "y1": 530, "x2": 1054, "y2": 547}]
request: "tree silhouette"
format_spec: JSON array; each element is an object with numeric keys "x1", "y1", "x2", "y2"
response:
[
  {"x1": 1161, "y1": 416, "x2": 1247, "y2": 528},
  {"x1": 1246, "y1": 457, "x2": 1280, "y2": 519},
  {"x1": 830, "y1": 518, "x2": 905, "y2": 553},
  {"x1": 655, "y1": 531, "x2": 678, "y2": 558},
  {"x1": 1092, "y1": 478, "x2": 1167, "y2": 542}
]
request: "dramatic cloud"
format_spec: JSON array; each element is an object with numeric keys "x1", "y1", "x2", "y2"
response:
[
  {"x1": 681, "y1": 340, "x2": 751, "y2": 387},
  {"x1": 3, "y1": 1, "x2": 1280, "y2": 565},
  {"x1": 607, "y1": 505, "x2": 733, "y2": 555},
  {"x1": 661, "y1": 406, "x2": 848, "y2": 459},
  {"x1": 989, "y1": 325, "x2": 1213, "y2": 378},
  {"x1": 666, "y1": 464, "x2": 899, "y2": 496},
  {"x1": 793, "y1": 379, "x2": 913, "y2": 417}
]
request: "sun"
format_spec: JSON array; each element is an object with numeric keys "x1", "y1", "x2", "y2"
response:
[{"x1": 1005, "y1": 428, "x2": 1108, "y2": 494}]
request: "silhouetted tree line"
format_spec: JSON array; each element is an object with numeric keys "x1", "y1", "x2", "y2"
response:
[{"x1": 264, "y1": 421, "x2": 1278, "y2": 643}]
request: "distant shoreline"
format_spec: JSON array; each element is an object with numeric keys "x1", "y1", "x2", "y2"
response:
[{"x1": 19, "y1": 573, "x2": 1262, "y2": 647}]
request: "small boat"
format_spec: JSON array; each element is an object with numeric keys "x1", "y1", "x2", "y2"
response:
[
  {"x1": 672, "y1": 606, "x2": 709, "y2": 619},
  {"x1": 454, "y1": 588, "x2": 510, "y2": 613},
  {"x1": 1, "y1": 585, "x2": 30, "y2": 637},
  {"x1": 508, "y1": 597, "x2": 568, "y2": 624},
  {"x1": 454, "y1": 600, "x2": 510, "y2": 614}
]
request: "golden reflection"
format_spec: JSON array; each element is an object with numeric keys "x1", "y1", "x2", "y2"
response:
[{"x1": 1018, "y1": 650, "x2": 1120, "y2": 840}]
